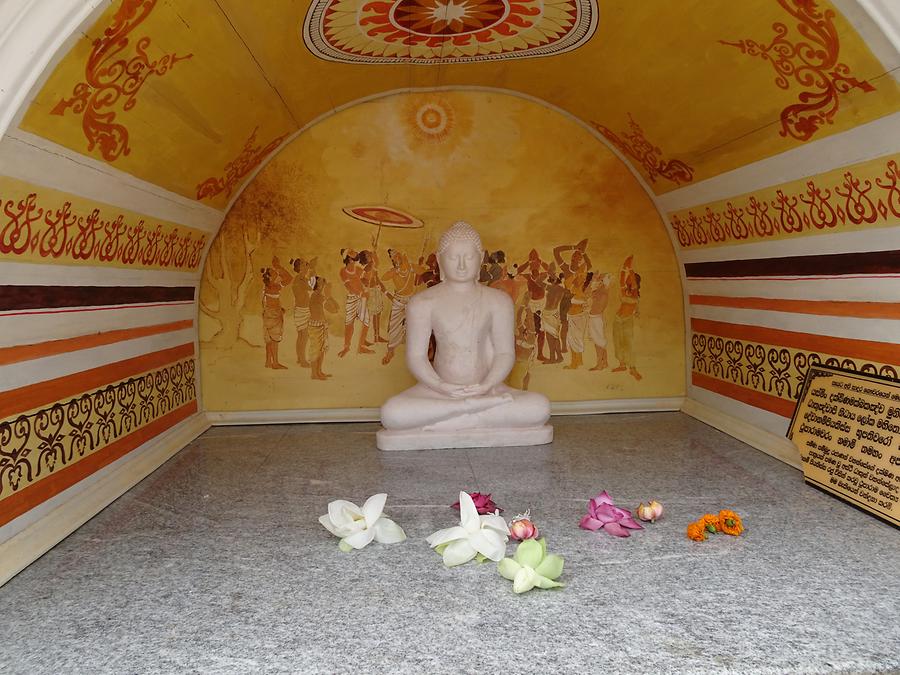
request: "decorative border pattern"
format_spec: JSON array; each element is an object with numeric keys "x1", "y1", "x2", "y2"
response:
[
  {"x1": 0, "y1": 357, "x2": 196, "y2": 500},
  {"x1": 196, "y1": 127, "x2": 289, "y2": 201},
  {"x1": 691, "y1": 331, "x2": 897, "y2": 405},
  {"x1": 0, "y1": 183, "x2": 207, "y2": 270},
  {"x1": 50, "y1": 0, "x2": 192, "y2": 161},
  {"x1": 590, "y1": 115, "x2": 694, "y2": 186},
  {"x1": 670, "y1": 157, "x2": 900, "y2": 248},
  {"x1": 302, "y1": 0, "x2": 597, "y2": 64},
  {"x1": 719, "y1": 0, "x2": 875, "y2": 142}
]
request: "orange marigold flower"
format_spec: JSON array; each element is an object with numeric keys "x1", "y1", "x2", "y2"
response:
[
  {"x1": 719, "y1": 510, "x2": 743, "y2": 536},
  {"x1": 700, "y1": 513, "x2": 721, "y2": 534},
  {"x1": 686, "y1": 522, "x2": 707, "y2": 542}
]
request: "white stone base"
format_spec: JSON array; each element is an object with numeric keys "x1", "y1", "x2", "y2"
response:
[{"x1": 376, "y1": 424, "x2": 554, "y2": 451}]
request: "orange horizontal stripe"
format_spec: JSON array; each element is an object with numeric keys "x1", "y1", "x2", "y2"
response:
[
  {"x1": 692, "y1": 372, "x2": 797, "y2": 418},
  {"x1": 0, "y1": 320, "x2": 193, "y2": 366},
  {"x1": 691, "y1": 318, "x2": 900, "y2": 365},
  {"x1": 0, "y1": 401, "x2": 197, "y2": 528},
  {"x1": 689, "y1": 295, "x2": 900, "y2": 320},
  {"x1": 0, "y1": 343, "x2": 195, "y2": 418}
]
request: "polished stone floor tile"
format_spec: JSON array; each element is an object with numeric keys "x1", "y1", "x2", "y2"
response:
[{"x1": 1, "y1": 413, "x2": 898, "y2": 674}]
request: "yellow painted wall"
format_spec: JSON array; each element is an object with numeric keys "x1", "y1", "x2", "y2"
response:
[
  {"x1": 19, "y1": 0, "x2": 899, "y2": 207},
  {"x1": 199, "y1": 91, "x2": 685, "y2": 411}
]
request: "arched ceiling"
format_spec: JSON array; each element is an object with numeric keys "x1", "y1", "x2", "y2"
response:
[{"x1": 13, "y1": 0, "x2": 900, "y2": 211}]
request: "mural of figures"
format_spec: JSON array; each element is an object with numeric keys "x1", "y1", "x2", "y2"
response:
[
  {"x1": 199, "y1": 91, "x2": 684, "y2": 411},
  {"x1": 261, "y1": 257, "x2": 291, "y2": 369}
]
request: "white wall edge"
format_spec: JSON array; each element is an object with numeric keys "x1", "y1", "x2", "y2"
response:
[
  {"x1": 0, "y1": 413, "x2": 210, "y2": 588},
  {"x1": 1, "y1": 131, "x2": 224, "y2": 231},
  {"x1": 656, "y1": 113, "x2": 900, "y2": 214},
  {"x1": 680, "y1": 398, "x2": 801, "y2": 470},
  {"x1": 0, "y1": 0, "x2": 108, "y2": 139},
  {"x1": 841, "y1": 0, "x2": 900, "y2": 74},
  {"x1": 205, "y1": 397, "x2": 687, "y2": 426}
]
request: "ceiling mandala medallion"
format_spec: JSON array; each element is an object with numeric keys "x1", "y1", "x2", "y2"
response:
[{"x1": 302, "y1": 0, "x2": 598, "y2": 64}]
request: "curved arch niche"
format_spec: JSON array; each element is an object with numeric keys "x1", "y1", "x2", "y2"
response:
[{"x1": 199, "y1": 91, "x2": 685, "y2": 415}]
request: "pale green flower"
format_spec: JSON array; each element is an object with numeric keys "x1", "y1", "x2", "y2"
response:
[{"x1": 498, "y1": 538, "x2": 564, "y2": 593}]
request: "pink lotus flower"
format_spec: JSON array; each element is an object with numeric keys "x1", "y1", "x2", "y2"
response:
[
  {"x1": 452, "y1": 492, "x2": 502, "y2": 515},
  {"x1": 579, "y1": 491, "x2": 644, "y2": 537},
  {"x1": 509, "y1": 513, "x2": 539, "y2": 541}
]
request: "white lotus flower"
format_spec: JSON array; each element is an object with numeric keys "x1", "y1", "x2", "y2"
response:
[
  {"x1": 319, "y1": 493, "x2": 407, "y2": 552},
  {"x1": 426, "y1": 491, "x2": 510, "y2": 566}
]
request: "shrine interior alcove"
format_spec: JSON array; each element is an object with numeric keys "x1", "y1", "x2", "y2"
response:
[{"x1": 0, "y1": 1, "x2": 899, "y2": 672}]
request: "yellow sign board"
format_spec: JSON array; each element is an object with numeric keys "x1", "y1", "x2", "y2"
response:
[{"x1": 789, "y1": 365, "x2": 900, "y2": 528}]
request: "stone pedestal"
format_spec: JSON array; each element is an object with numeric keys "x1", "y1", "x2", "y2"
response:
[{"x1": 376, "y1": 424, "x2": 553, "y2": 451}]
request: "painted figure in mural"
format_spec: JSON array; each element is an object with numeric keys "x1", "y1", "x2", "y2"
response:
[
  {"x1": 541, "y1": 273, "x2": 565, "y2": 364},
  {"x1": 554, "y1": 239, "x2": 592, "y2": 367},
  {"x1": 379, "y1": 221, "x2": 550, "y2": 442},
  {"x1": 517, "y1": 249, "x2": 550, "y2": 362},
  {"x1": 261, "y1": 257, "x2": 292, "y2": 370},
  {"x1": 338, "y1": 249, "x2": 372, "y2": 357},
  {"x1": 563, "y1": 270, "x2": 592, "y2": 369},
  {"x1": 418, "y1": 253, "x2": 441, "y2": 288},
  {"x1": 308, "y1": 277, "x2": 339, "y2": 380},
  {"x1": 381, "y1": 248, "x2": 420, "y2": 365},
  {"x1": 508, "y1": 305, "x2": 537, "y2": 390},
  {"x1": 612, "y1": 256, "x2": 642, "y2": 381},
  {"x1": 290, "y1": 256, "x2": 317, "y2": 367},
  {"x1": 588, "y1": 272, "x2": 611, "y2": 371},
  {"x1": 361, "y1": 248, "x2": 387, "y2": 345}
]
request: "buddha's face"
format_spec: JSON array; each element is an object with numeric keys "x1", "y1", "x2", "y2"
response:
[{"x1": 438, "y1": 240, "x2": 481, "y2": 283}]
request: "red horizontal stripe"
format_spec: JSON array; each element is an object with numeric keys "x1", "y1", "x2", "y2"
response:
[
  {"x1": 691, "y1": 318, "x2": 900, "y2": 365},
  {"x1": 0, "y1": 320, "x2": 193, "y2": 366},
  {"x1": 0, "y1": 301, "x2": 194, "y2": 318},
  {"x1": 692, "y1": 372, "x2": 796, "y2": 418},
  {"x1": 689, "y1": 295, "x2": 900, "y2": 320},
  {"x1": 0, "y1": 401, "x2": 197, "y2": 527},
  {"x1": 0, "y1": 343, "x2": 195, "y2": 418}
]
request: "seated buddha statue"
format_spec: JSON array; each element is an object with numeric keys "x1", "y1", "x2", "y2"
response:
[{"x1": 376, "y1": 221, "x2": 552, "y2": 451}]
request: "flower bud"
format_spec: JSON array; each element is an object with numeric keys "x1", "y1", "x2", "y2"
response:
[
  {"x1": 509, "y1": 517, "x2": 539, "y2": 541},
  {"x1": 635, "y1": 500, "x2": 663, "y2": 523}
]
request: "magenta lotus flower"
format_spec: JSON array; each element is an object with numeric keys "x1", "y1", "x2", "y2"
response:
[
  {"x1": 452, "y1": 492, "x2": 502, "y2": 515},
  {"x1": 579, "y1": 491, "x2": 644, "y2": 537}
]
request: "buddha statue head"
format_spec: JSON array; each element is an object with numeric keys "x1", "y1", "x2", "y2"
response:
[{"x1": 437, "y1": 221, "x2": 484, "y2": 283}]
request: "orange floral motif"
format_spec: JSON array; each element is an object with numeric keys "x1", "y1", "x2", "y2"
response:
[
  {"x1": 196, "y1": 128, "x2": 289, "y2": 202},
  {"x1": 686, "y1": 522, "x2": 707, "y2": 542},
  {"x1": 590, "y1": 115, "x2": 694, "y2": 186},
  {"x1": 720, "y1": 0, "x2": 875, "y2": 142},
  {"x1": 719, "y1": 510, "x2": 744, "y2": 536},
  {"x1": 671, "y1": 159, "x2": 900, "y2": 248},
  {"x1": 51, "y1": 0, "x2": 192, "y2": 161}
]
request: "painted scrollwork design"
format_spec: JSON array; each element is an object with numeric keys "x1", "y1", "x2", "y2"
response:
[
  {"x1": 195, "y1": 127, "x2": 289, "y2": 202},
  {"x1": 590, "y1": 115, "x2": 694, "y2": 187},
  {"x1": 669, "y1": 158, "x2": 898, "y2": 248},
  {"x1": 51, "y1": 0, "x2": 193, "y2": 162},
  {"x1": 720, "y1": 0, "x2": 875, "y2": 142},
  {"x1": 693, "y1": 331, "x2": 892, "y2": 407},
  {"x1": 0, "y1": 358, "x2": 196, "y2": 499},
  {"x1": 0, "y1": 189, "x2": 206, "y2": 271}
]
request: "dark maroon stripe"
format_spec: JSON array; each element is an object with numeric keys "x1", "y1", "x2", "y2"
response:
[
  {"x1": 0, "y1": 286, "x2": 195, "y2": 311},
  {"x1": 685, "y1": 250, "x2": 900, "y2": 278}
]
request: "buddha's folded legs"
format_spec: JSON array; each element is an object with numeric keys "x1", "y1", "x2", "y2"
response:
[
  {"x1": 380, "y1": 384, "x2": 550, "y2": 432},
  {"x1": 381, "y1": 388, "x2": 514, "y2": 430}
]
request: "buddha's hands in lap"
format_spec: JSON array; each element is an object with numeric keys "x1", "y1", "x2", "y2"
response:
[{"x1": 430, "y1": 381, "x2": 503, "y2": 399}]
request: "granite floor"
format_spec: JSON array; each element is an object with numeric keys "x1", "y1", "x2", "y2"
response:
[{"x1": 1, "y1": 413, "x2": 899, "y2": 674}]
